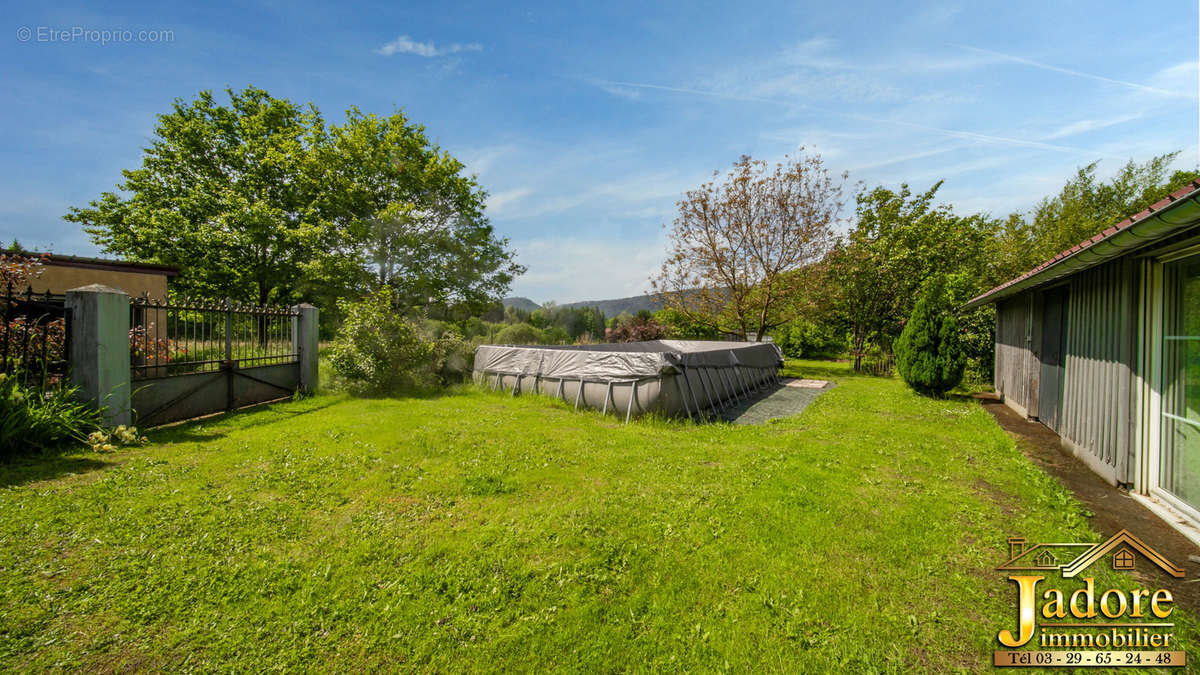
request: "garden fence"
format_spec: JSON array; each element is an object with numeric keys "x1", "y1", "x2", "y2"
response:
[
  {"x1": 129, "y1": 296, "x2": 299, "y2": 379},
  {"x1": 1, "y1": 282, "x2": 70, "y2": 389}
]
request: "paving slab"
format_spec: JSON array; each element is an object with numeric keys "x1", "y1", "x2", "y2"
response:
[{"x1": 718, "y1": 378, "x2": 833, "y2": 425}]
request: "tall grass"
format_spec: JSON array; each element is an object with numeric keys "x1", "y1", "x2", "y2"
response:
[{"x1": 0, "y1": 373, "x2": 101, "y2": 455}]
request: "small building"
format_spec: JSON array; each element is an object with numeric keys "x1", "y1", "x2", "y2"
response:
[
  {"x1": 966, "y1": 181, "x2": 1200, "y2": 543},
  {"x1": 9, "y1": 251, "x2": 178, "y2": 299}
]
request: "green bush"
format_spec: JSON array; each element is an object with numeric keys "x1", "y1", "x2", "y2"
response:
[
  {"x1": 894, "y1": 278, "x2": 965, "y2": 396},
  {"x1": 0, "y1": 373, "x2": 102, "y2": 455},
  {"x1": 653, "y1": 308, "x2": 721, "y2": 340},
  {"x1": 461, "y1": 317, "x2": 489, "y2": 340},
  {"x1": 492, "y1": 323, "x2": 546, "y2": 345},
  {"x1": 772, "y1": 320, "x2": 846, "y2": 359},
  {"x1": 329, "y1": 290, "x2": 466, "y2": 393}
]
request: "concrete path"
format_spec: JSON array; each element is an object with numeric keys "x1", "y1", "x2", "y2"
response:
[
  {"x1": 977, "y1": 392, "x2": 1200, "y2": 613},
  {"x1": 717, "y1": 378, "x2": 833, "y2": 425}
]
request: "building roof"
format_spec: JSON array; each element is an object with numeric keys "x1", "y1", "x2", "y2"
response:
[
  {"x1": 964, "y1": 180, "x2": 1200, "y2": 309},
  {"x1": 6, "y1": 250, "x2": 179, "y2": 277}
]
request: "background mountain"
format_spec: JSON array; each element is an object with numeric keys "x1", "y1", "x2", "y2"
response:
[
  {"x1": 501, "y1": 297, "x2": 543, "y2": 312},
  {"x1": 560, "y1": 294, "x2": 662, "y2": 316},
  {"x1": 502, "y1": 293, "x2": 673, "y2": 317}
]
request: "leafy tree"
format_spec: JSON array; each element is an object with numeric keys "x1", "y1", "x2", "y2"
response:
[
  {"x1": 992, "y1": 154, "x2": 1199, "y2": 283},
  {"x1": 652, "y1": 152, "x2": 845, "y2": 341},
  {"x1": 827, "y1": 182, "x2": 994, "y2": 370},
  {"x1": 894, "y1": 278, "x2": 965, "y2": 396},
  {"x1": 66, "y1": 86, "x2": 522, "y2": 315},
  {"x1": 67, "y1": 87, "x2": 330, "y2": 305},
  {"x1": 335, "y1": 110, "x2": 523, "y2": 318}
]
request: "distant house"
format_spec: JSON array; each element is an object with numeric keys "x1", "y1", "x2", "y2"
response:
[
  {"x1": 9, "y1": 251, "x2": 178, "y2": 299},
  {"x1": 966, "y1": 181, "x2": 1200, "y2": 543}
]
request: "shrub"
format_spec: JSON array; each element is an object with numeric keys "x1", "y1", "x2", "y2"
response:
[
  {"x1": 493, "y1": 323, "x2": 546, "y2": 345},
  {"x1": 0, "y1": 373, "x2": 103, "y2": 454},
  {"x1": 606, "y1": 312, "x2": 667, "y2": 342},
  {"x1": 894, "y1": 278, "x2": 965, "y2": 396},
  {"x1": 653, "y1": 308, "x2": 721, "y2": 340},
  {"x1": 329, "y1": 290, "x2": 465, "y2": 393},
  {"x1": 461, "y1": 317, "x2": 489, "y2": 340},
  {"x1": 772, "y1": 320, "x2": 846, "y2": 359}
]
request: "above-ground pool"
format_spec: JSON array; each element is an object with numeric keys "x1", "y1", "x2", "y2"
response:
[{"x1": 472, "y1": 340, "x2": 783, "y2": 421}]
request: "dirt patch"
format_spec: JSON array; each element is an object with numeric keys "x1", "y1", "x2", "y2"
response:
[
  {"x1": 973, "y1": 477, "x2": 1018, "y2": 518},
  {"x1": 977, "y1": 392, "x2": 1200, "y2": 611}
]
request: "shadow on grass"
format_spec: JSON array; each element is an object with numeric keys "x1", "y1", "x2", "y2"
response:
[
  {"x1": 0, "y1": 453, "x2": 113, "y2": 488},
  {"x1": 341, "y1": 380, "x2": 475, "y2": 402},
  {"x1": 144, "y1": 395, "x2": 344, "y2": 445}
]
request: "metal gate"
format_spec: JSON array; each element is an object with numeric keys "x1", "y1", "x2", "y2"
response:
[{"x1": 129, "y1": 296, "x2": 300, "y2": 427}]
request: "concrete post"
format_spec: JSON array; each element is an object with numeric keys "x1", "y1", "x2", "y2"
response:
[
  {"x1": 292, "y1": 303, "x2": 319, "y2": 393},
  {"x1": 65, "y1": 284, "x2": 131, "y2": 426}
]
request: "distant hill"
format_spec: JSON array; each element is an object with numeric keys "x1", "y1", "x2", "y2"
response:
[
  {"x1": 503, "y1": 293, "x2": 684, "y2": 317},
  {"x1": 560, "y1": 294, "x2": 663, "y2": 317},
  {"x1": 501, "y1": 297, "x2": 542, "y2": 312}
]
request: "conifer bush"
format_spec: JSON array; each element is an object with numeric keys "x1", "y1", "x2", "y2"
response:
[{"x1": 894, "y1": 278, "x2": 965, "y2": 397}]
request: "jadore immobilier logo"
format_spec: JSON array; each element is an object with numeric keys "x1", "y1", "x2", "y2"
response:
[{"x1": 993, "y1": 529, "x2": 1186, "y2": 668}]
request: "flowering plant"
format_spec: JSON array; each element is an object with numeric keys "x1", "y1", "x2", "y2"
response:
[{"x1": 87, "y1": 425, "x2": 148, "y2": 452}]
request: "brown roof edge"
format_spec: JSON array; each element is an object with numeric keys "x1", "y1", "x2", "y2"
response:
[
  {"x1": 965, "y1": 180, "x2": 1200, "y2": 308},
  {"x1": 5, "y1": 250, "x2": 180, "y2": 277}
]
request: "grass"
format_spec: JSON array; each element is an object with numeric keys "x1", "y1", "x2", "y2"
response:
[{"x1": 0, "y1": 360, "x2": 1193, "y2": 672}]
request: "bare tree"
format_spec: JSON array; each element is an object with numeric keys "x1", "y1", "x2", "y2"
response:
[{"x1": 651, "y1": 152, "x2": 845, "y2": 341}]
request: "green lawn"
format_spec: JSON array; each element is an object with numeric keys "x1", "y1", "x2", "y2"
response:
[{"x1": 0, "y1": 361, "x2": 1192, "y2": 672}]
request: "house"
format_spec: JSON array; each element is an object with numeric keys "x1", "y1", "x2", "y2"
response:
[
  {"x1": 966, "y1": 181, "x2": 1200, "y2": 543},
  {"x1": 7, "y1": 251, "x2": 178, "y2": 299}
]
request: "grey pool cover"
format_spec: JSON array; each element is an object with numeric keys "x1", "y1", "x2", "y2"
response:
[{"x1": 473, "y1": 340, "x2": 783, "y2": 421}]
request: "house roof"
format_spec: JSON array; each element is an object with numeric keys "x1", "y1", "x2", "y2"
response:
[
  {"x1": 6, "y1": 250, "x2": 180, "y2": 277},
  {"x1": 963, "y1": 180, "x2": 1200, "y2": 309}
]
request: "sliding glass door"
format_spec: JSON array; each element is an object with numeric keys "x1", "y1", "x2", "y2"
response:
[{"x1": 1160, "y1": 253, "x2": 1200, "y2": 509}]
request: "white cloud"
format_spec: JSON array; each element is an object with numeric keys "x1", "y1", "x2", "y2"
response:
[
  {"x1": 848, "y1": 144, "x2": 961, "y2": 172},
  {"x1": 597, "y1": 79, "x2": 1076, "y2": 153},
  {"x1": 460, "y1": 144, "x2": 518, "y2": 178},
  {"x1": 509, "y1": 235, "x2": 668, "y2": 303},
  {"x1": 495, "y1": 170, "x2": 698, "y2": 221},
  {"x1": 486, "y1": 187, "x2": 532, "y2": 215},
  {"x1": 1147, "y1": 61, "x2": 1199, "y2": 97},
  {"x1": 955, "y1": 45, "x2": 1190, "y2": 98},
  {"x1": 597, "y1": 83, "x2": 643, "y2": 100},
  {"x1": 375, "y1": 35, "x2": 482, "y2": 57},
  {"x1": 1041, "y1": 114, "x2": 1142, "y2": 141}
]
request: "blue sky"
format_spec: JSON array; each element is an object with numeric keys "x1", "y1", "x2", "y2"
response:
[{"x1": 3, "y1": 1, "x2": 1197, "y2": 303}]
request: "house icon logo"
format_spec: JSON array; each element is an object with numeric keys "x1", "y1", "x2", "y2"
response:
[
  {"x1": 997, "y1": 529, "x2": 1184, "y2": 578},
  {"x1": 993, "y1": 529, "x2": 1188, "y2": 663}
]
